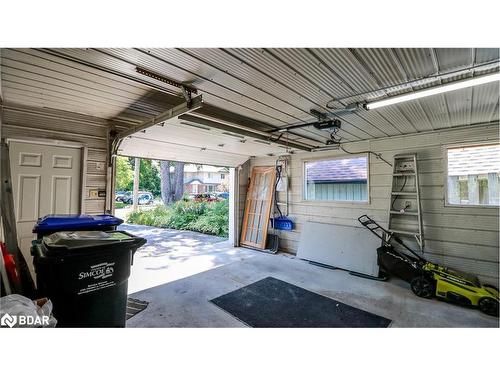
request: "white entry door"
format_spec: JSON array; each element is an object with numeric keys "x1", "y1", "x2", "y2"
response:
[{"x1": 9, "y1": 141, "x2": 82, "y2": 277}]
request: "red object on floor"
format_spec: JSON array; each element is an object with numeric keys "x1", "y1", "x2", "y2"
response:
[{"x1": 1, "y1": 242, "x2": 21, "y2": 285}]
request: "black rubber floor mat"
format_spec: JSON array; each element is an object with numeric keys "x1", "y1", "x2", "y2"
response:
[
  {"x1": 210, "y1": 277, "x2": 391, "y2": 328},
  {"x1": 126, "y1": 298, "x2": 149, "y2": 320}
]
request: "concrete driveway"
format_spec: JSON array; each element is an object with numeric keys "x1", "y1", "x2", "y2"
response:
[{"x1": 121, "y1": 223, "x2": 241, "y2": 294}]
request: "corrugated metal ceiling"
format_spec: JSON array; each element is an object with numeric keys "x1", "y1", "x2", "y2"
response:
[{"x1": 1, "y1": 48, "x2": 499, "y2": 151}]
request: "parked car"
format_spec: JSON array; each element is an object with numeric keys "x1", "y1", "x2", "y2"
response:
[
  {"x1": 122, "y1": 191, "x2": 154, "y2": 205},
  {"x1": 115, "y1": 190, "x2": 129, "y2": 202},
  {"x1": 216, "y1": 192, "x2": 229, "y2": 199},
  {"x1": 138, "y1": 193, "x2": 154, "y2": 205},
  {"x1": 193, "y1": 193, "x2": 219, "y2": 202}
]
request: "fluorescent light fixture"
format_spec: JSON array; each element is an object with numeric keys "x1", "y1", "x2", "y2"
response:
[{"x1": 365, "y1": 72, "x2": 500, "y2": 110}]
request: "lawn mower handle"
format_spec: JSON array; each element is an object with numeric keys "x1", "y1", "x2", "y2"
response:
[{"x1": 357, "y1": 215, "x2": 426, "y2": 262}]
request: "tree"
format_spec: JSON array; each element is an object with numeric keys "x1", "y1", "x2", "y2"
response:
[
  {"x1": 115, "y1": 156, "x2": 133, "y2": 191},
  {"x1": 160, "y1": 160, "x2": 185, "y2": 205},
  {"x1": 139, "y1": 159, "x2": 161, "y2": 197},
  {"x1": 160, "y1": 160, "x2": 173, "y2": 205},
  {"x1": 173, "y1": 161, "x2": 185, "y2": 201},
  {"x1": 125, "y1": 158, "x2": 161, "y2": 196}
]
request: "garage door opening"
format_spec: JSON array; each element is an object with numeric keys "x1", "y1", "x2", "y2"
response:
[{"x1": 112, "y1": 156, "x2": 237, "y2": 293}]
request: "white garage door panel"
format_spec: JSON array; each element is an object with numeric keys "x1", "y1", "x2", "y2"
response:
[
  {"x1": 120, "y1": 137, "x2": 249, "y2": 167},
  {"x1": 9, "y1": 141, "x2": 82, "y2": 278},
  {"x1": 118, "y1": 119, "x2": 288, "y2": 167},
  {"x1": 297, "y1": 221, "x2": 381, "y2": 277}
]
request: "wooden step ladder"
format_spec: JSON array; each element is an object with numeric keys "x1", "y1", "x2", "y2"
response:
[{"x1": 388, "y1": 154, "x2": 424, "y2": 250}]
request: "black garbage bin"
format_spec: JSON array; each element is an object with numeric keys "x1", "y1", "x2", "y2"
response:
[
  {"x1": 32, "y1": 231, "x2": 146, "y2": 327},
  {"x1": 33, "y1": 214, "x2": 124, "y2": 239}
]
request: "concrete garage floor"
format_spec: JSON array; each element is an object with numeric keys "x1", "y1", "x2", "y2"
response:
[{"x1": 122, "y1": 224, "x2": 499, "y2": 328}]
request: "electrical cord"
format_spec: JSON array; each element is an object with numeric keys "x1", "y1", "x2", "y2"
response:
[
  {"x1": 391, "y1": 176, "x2": 408, "y2": 211},
  {"x1": 339, "y1": 144, "x2": 393, "y2": 167},
  {"x1": 274, "y1": 158, "x2": 283, "y2": 218}
]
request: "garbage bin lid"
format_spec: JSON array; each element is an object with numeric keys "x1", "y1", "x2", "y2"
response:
[
  {"x1": 42, "y1": 231, "x2": 146, "y2": 255},
  {"x1": 33, "y1": 214, "x2": 123, "y2": 234}
]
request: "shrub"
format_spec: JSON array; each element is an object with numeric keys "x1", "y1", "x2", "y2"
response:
[
  {"x1": 126, "y1": 200, "x2": 229, "y2": 237},
  {"x1": 187, "y1": 200, "x2": 229, "y2": 237}
]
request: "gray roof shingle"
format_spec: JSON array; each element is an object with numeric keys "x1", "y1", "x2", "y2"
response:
[
  {"x1": 448, "y1": 144, "x2": 500, "y2": 176},
  {"x1": 306, "y1": 156, "x2": 367, "y2": 183}
]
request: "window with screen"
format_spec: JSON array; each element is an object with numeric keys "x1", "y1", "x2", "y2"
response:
[
  {"x1": 447, "y1": 144, "x2": 500, "y2": 206},
  {"x1": 304, "y1": 155, "x2": 368, "y2": 202}
]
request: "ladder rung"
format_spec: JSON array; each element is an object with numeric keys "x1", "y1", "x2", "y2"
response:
[
  {"x1": 389, "y1": 229, "x2": 420, "y2": 236},
  {"x1": 389, "y1": 211, "x2": 419, "y2": 216},
  {"x1": 391, "y1": 192, "x2": 417, "y2": 196},
  {"x1": 276, "y1": 202, "x2": 287, "y2": 205}
]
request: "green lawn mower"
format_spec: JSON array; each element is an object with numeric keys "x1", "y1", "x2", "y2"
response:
[{"x1": 358, "y1": 215, "x2": 499, "y2": 317}]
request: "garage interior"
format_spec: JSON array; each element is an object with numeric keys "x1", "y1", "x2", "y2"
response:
[{"x1": 1, "y1": 48, "x2": 499, "y2": 327}]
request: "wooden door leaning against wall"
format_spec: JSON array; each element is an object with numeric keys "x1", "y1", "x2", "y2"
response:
[{"x1": 240, "y1": 166, "x2": 277, "y2": 250}]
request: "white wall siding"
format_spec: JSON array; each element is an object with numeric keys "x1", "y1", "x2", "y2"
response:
[
  {"x1": 2, "y1": 104, "x2": 109, "y2": 215},
  {"x1": 248, "y1": 123, "x2": 500, "y2": 285}
]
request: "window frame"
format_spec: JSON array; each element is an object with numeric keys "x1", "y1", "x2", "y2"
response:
[
  {"x1": 302, "y1": 153, "x2": 370, "y2": 205},
  {"x1": 443, "y1": 142, "x2": 499, "y2": 209}
]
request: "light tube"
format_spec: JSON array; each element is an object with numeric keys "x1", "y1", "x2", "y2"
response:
[{"x1": 365, "y1": 72, "x2": 500, "y2": 110}]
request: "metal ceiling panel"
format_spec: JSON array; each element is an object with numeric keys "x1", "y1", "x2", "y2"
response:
[
  {"x1": 266, "y1": 48, "x2": 353, "y2": 98},
  {"x1": 174, "y1": 49, "x2": 310, "y2": 123},
  {"x1": 435, "y1": 48, "x2": 473, "y2": 72},
  {"x1": 268, "y1": 48, "x2": 409, "y2": 138},
  {"x1": 147, "y1": 48, "x2": 340, "y2": 144},
  {"x1": 489, "y1": 102, "x2": 499, "y2": 123},
  {"x1": 475, "y1": 48, "x2": 500, "y2": 64},
  {"x1": 17, "y1": 49, "x2": 153, "y2": 95},
  {"x1": 226, "y1": 48, "x2": 378, "y2": 140},
  {"x1": 370, "y1": 106, "x2": 418, "y2": 134},
  {"x1": 396, "y1": 101, "x2": 434, "y2": 132},
  {"x1": 32, "y1": 48, "x2": 320, "y2": 144},
  {"x1": 1, "y1": 47, "x2": 498, "y2": 155},
  {"x1": 471, "y1": 82, "x2": 500, "y2": 124},
  {"x1": 182, "y1": 48, "x2": 317, "y2": 115},
  {"x1": 392, "y1": 48, "x2": 436, "y2": 79},
  {"x1": 418, "y1": 94, "x2": 450, "y2": 129},
  {"x1": 105, "y1": 48, "x2": 301, "y2": 125},
  {"x1": 1, "y1": 48, "x2": 156, "y2": 120},
  {"x1": 351, "y1": 110, "x2": 402, "y2": 136},
  {"x1": 308, "y1": 48, "x2": 380, "y2": 94},
  {"x1": 229, "y1": 48, "x2": 333, "y2": 106},
  {"x1": 182, "y1": 48, "x2": 354, "y2": 142},
  {"x1": 349, "y1": 48, "x2": 408, "y2": 87},
  {"x1": 331, "y1": 111, "x2": 388, "y2": 138},
  {"x1": 445, "y1": 87, "x2": 473, "y2": 127},
  {"x1": 49, "y1": 48, "x2": 185, "y2": 95}
]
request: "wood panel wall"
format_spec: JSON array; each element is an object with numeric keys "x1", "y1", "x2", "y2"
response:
[{"x1": 247, "y1": 122, "x2": 500, "y2": 286}]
